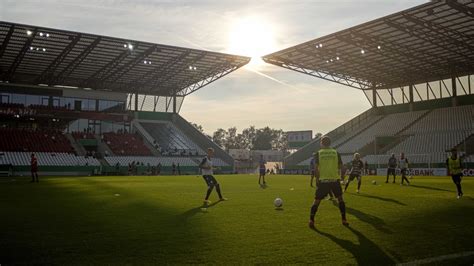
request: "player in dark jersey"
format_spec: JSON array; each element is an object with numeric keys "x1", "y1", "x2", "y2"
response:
[
  {"x1": 344, "y1": 153, "x2": 364, "y2": 193},
  {"x1": 258, "y1": 155, "x2": 267, "y2": 186},
  {"x1": 386, "y1": 154, "x2": 397, "y2": 183},
  {"x1": 30, "y1": 153, "x2": 39, "y2": 183},
  {"x1": 446, "y1": 148, "x2": 464, "y2": 199}
]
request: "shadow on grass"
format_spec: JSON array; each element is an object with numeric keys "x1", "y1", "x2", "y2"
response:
[
  {"x1": 353, "y1": 193, "x2": 406, "y2": 206},
  {"x1": 313, "y1": 226, "x2": 394, "y2": 265},
  {"x1": 0, "y1": 177, "x2": 208, "y2": 265},
  {"x1": 410, "y1": 184, "x2": 453, "y2": 193},
  {"x1": 332, "y1": 201, "x2": 392, "y2": 234}
]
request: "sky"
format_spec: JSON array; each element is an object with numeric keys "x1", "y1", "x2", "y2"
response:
[{"x1": 1, "y1": 0, "x2": 427, "y2": 135}]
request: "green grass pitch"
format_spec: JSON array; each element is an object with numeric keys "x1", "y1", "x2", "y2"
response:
[{"x1": 1, "y1": 174, "x2": 473, "y2": 265}]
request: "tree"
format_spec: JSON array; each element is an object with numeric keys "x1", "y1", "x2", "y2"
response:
[
  {"x1": 314, "y1": 132, "x2": 323, "y2": 139},
  {"x1": 212, "y1": 128, "x2": 227, "y2": 149},
  {"x1": 272, "y1": 129, "x2": 288, "y2": 151},
  {"x1": 241, "y1": 126, "x2": 256, "y2": 150},
  {"x1": 225, "y1": 127, "x2": 239, "y2": 150},
  {"x1": 210, "y1": 126, "x2": 289, "y2": 151},
  {"x1": 253, "y1": 127, "x2": 274, "y2": 150}
]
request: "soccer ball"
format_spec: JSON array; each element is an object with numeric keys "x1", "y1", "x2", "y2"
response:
[
  {"x1": 372, "y1": 180, "x2": 377, "y2": 185},
  {"x1": 274, "y1": 197, "x2": 283, "y2": 208}
]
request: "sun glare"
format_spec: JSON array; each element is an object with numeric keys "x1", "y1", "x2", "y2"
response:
[{"x1": 228, "y1": 16, "x2": 277, "y2": 68}]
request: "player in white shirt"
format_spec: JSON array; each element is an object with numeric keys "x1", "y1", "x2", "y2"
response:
[
  {"x1": 199, "y1": 148, "x2": 227, "y2": 205},
  {"x1": 399, "y1": 152, "x2": 410, "y2": 186}
]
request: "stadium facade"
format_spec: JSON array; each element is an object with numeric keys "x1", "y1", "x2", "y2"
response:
[
  {"x1": 263, "y1": 0, "x2": 474, "y2": 175},
  {"x1": 0, "y1": 21, "x2": 249, "y2": 176}
]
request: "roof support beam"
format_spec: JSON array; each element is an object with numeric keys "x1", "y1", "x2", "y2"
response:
[
  {"x1": 36, "y1": 34, "x2": 82, "y2": 83},
  {"x1": 52, "y1": 37, "x2": 101, "y2": 84},
  {"x1": 129, "y1": 50, "x2": 191, "y2": 90},
  {"x1": 298, "y1": 45, "x2": 404, "y2": 85},
  {"x1": 3, "y1": 28, "x2": 37, "y2": 81},
  {"x1": 150, "y1": 51, "x2": 209, "y2": 91},
  {"x1": 80, "y1": 47, "x2": 130, "y2": 87},
  {"x1": 446, "y1": 0, "x2": 474, "y2": 17},
  {"x1": 402, "y1": 15, "x2": 474, "y2": 55},
  {"x1": 177, "y1": 62, "x2": 247, "y2": 96},
  {"x1": 0, "y1": 24, "x2": 15, "y2": 60},
  {"x1": 263, "y1": 56, "x2": 373, "y2": 90},
  {"x1": 385, "y1": 20, "x2": 472, "y2": 66},
  {"x1": 344, "y1": 32, "x2": 442, "y2": 83},
  {"x1": 101, "y1": 45, "x2": 157, "y2": 82}
]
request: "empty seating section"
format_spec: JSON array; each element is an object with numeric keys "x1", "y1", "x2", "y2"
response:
[
  {"x1": 387, "y1": 131, "x2": 472, "y2": 155},
  {"x1": 385, "y1": 105, "x2": 474, "y2": 160},
  {"x1": 404, "y1": 105, "x2": 474, "y2": 133},
  {"x1": 103, "y1": 133, "x2": 152, "y2": 156},
  {"x1": 337, "y1": 111, "x2": 427, "y2": 153},
  {"x1": 0, "y1": 152, "x2": 100, "y2": 166},
  {"x1": 104, "y1": 156, "x2": 197, "y2": 167},
  {"x1": 0, "y1": 128, "x2": 74, "y2": 153},
  {"x1": 295, "y1": 105, "x2": 474, "y2": 166},
  {"x1": 141, "y1": 122, "x2": 204, "y2": 154}
]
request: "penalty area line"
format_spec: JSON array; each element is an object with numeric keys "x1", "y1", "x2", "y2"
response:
[{"x1": 397, "y1": 251, "x2": 474, "y2": 266}]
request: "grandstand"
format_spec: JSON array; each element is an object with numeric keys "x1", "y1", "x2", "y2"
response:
[
  {"x1": 0, "y1": 21, "x2": 249, "y2": 175},
  {"x1": 263, "y1": 0, "x2": 474, "y2": 174}
]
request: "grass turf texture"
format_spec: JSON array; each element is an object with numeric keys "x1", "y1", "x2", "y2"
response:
[{"x1": 1, "y1": 175, "x2": 473, "y2": 265}]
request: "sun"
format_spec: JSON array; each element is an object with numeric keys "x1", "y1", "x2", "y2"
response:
[{"x1": 227, "y1": 16, "x2": 277, "y2": 68}]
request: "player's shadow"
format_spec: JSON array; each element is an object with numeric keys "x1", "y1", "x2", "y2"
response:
[
  {"x1": 353, "y1": 193, "x2": 406, "y2": 206},
  {"x1": 332, "y1": 201, "x2": 392, "y2": 234},
  {"x1": 313, "y1": 226, "x2": 394, "y2": 265},
  {"x1": 409, "y1": 184, "x2": 453, "y2": 192},
  {"x1": 179, "y1": 201, "x2": 222, "y2": 221},
  {"x1": 260, "y1": 183, "x2": 268, "y2": 189}
]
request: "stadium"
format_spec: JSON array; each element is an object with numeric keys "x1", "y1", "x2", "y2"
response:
[{"x1": 1, "y1": 0, "x2": 473, "y2": 265}]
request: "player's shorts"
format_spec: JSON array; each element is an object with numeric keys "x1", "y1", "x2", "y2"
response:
[
  {"x1": 259, "y1": 169, "x2": 266, "y2": 175},
  {"x1": 451, "y1": 174, "x2": 463, "y2": 184},
  {"x1": 348, "y1": 173, "x2": 361, "y2": 182},
  {"x1": 401, "y1": 168, "x2": 408, "y2": 175},
  {"x1": 315, "y1": 180, "x2": 342, "y2": 200},
  {"x1": 203, "y1": 175, "x2": 218, "y2": 187},
  {"x1": 387, "y1": 168, "x2": 396, "y2": 175},
  {"x1": 310, "y1": 170, "x2": 315, "y2": 176}
]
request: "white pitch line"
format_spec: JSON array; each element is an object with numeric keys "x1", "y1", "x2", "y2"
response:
[{"x1": 397, "y1": 251, "x2": 474, "y2": 266}]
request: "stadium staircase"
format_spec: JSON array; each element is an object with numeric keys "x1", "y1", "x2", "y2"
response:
[
  {"x1": 95, "y1": 135, "x2": 115, "y2": 156},
  {"x1": 172, "y1": 114, "x2": 234, "y2": 166},
  {"x1": 132, "y1": 120, "x2": 161, "y2": 157},
  {"x1": 65, "y1": 133, "x2": 86, "y2": 156}
]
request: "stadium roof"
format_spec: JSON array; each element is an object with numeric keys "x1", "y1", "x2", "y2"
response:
[
  {"x1": 263, "y1": 0, "x2": 474, "y2": 91},
  {"x1": 0, "y1": 21, "x2": 250, "y2": 96}
]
